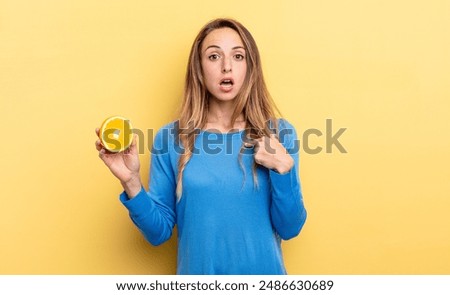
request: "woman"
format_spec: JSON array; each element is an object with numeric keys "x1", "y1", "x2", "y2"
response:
[{"x1": 95, "y1": 18, "x2": 307, "y2": 274}]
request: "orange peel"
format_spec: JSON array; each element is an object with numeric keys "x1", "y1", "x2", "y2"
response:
[{"x1": 99, "y1": 116, "x2": 133, "y2": 153}]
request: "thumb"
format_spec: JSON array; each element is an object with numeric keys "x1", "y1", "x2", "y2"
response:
[{"x1": 131, "y1": 133, "x2": 138, "y2": 147}]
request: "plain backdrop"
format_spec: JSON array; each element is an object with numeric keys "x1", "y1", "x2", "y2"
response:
[{"x1": 0, "y1": 0, "x2": 449, "y2": 274}]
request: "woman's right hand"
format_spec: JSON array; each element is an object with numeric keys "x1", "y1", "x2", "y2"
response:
[{"x1": 95, "y1": 128, "x2": 142, "y2": 197}]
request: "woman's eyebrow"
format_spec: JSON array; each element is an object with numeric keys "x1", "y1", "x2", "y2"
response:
[
  {"x1": 204, "y1": 45, "x2": 246, "y2": 52},
  {"x1": 204, "y1": 45, "x2": 221, "y2": 52}
]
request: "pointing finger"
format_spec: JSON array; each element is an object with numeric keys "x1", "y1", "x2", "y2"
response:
[{"x1": 244, "y1": 139, "x2": 256, "y2": 148}]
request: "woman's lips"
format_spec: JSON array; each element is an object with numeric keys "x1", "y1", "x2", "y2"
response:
[
  {"x1": 219, "y1": 78, "x2": 234, "y2": 92},
  {"x1": 219, "y1": 83, "x2": 233, "y2": 92}
]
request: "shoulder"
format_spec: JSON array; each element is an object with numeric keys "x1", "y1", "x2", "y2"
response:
[
  {"x1": 269, "y1": 118, "x2": 297, "y2": 136},
  {"x1": 157, "y1": 120, "x2": 178, "y2": 133},
  {"x1": 151, "y1": 121, "x2": 179, "y2": 152},
  {"x1": 276, "y1": 118, "x2": 296, "y2": 131},
  {"x1": 154, "y1": 121, "x2": 179, "y2": 138}
]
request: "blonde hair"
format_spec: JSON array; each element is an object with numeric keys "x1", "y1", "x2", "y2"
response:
[{"x1": 176, "y1": 18, "x2": 281, "y2": 199}]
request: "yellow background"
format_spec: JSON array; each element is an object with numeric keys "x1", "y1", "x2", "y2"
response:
[{"x1": 1, "y1": 0, "x2": 449, "y2": 274}]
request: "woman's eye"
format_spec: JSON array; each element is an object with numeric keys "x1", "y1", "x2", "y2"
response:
[
  {"x1": 234, "y1": 54, "x2": 245, "y2": 60},
  {"x1": 208, "y1": 54, "x2": 220, "y2": 60}
]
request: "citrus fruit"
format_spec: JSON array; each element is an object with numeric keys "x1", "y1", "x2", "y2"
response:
[{"x1": 99, "y1": 116, "x2": 133, "y2": 153}]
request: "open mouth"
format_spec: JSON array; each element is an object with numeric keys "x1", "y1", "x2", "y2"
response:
[{"x1": 220, "y1": 79, "x2": 234, "y2": 86}]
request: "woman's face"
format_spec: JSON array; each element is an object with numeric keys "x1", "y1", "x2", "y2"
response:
[{"x1": 201, "y1": 27, "x2": 247, "y2": 103}]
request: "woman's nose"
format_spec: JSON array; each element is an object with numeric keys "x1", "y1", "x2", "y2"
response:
[{"x1": 222, "y1": 57, "x2": 232, "y2": 73}]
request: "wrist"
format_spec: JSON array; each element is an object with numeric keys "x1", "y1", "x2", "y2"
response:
[{"x1": 121, "y1": 174, "x2": 142, "y2": 198}]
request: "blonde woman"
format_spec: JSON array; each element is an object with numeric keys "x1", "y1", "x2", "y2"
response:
[{"x1": 95, "y1": 18, "x2": 307, "y2": 274}]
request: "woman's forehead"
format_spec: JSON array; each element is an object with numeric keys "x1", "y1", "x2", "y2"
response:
[{"x1": 201, "y1": 28, "x2": 245, "y2": 52}]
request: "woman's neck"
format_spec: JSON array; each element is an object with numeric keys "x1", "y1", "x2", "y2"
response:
[{"x1": 205, "y1": 98, "x2": 245, "y2": 132}]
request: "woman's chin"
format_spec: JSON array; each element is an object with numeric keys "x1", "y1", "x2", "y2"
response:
[{"x1": 209, "y1": 94, "x2": 238, "y2": 103}]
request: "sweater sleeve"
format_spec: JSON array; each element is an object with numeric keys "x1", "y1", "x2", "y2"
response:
[
  {"x1": 269, "y1": 119, "x2": 307, "y2": 240},
  {"x1": 119, "y1": 124, "x2": 177, "y2": 246}
]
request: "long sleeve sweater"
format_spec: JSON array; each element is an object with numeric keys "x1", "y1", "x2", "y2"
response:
[{"x1": 119, "y1": 119, "x2": 307, "y2": 274}]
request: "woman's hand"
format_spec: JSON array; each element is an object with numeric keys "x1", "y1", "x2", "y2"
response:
[
  {"x1": 246, "y1": 134, "x2": 294, "y2": 174},
  {"x1": 95, "y1": 128, "x2": 142, "y2": 197}
]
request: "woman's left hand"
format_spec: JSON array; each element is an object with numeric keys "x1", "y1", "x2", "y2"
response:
[{"x1": 245, "y1": 134, "x2": 294, "y2": 174}]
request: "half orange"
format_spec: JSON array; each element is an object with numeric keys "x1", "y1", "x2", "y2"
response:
[{"x1": 99, "y1": 116, "x2": 133, "y2": 153}]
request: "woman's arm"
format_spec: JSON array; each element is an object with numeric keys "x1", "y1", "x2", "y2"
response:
[
  {"x1": 119, "y1": 124, "x2": 177, "y2": 246},
  {"x1": 256, "y1": 119, "x2": 307, "y2": 240},
  {"x1": 271, "y1": 119, "x2": 307, "y2": 239}
]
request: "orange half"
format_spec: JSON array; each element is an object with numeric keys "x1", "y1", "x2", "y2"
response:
[{"x1": 99, "y1": 116, "x2": 133, "y2": 153}]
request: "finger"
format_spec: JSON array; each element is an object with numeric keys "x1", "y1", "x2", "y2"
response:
[
  {"x1": 98, "y1": 148, "x2": 106, "y2": 159},
  {"x1": 95, "y1": 128, "x2": 100, "y2": 137},
  {"x1": 98, "y1": 143, "x2": 115, "y2": 155},
  {"x1": 243, "y1": 138, "x2": 258, "y2": 148},
  {"x1": 95, "y1": 139, "x2": 103, "y2": 151},
  {"x1": 269, "y1": 133, "x2": 281, "y2": 144},
  {"x1": 131, "y1": 133, "x2": 138, "y2": 147},
  {"x1": 250, "y1": 137, "x2": 264, "y2": 151},
  {"x1": 244, "y1": 132, "x2": 260, "y2": 143},
  {"x1": 257, "y1": 136, "x2": 277, "y2": 154},
  {"x1": 99, "y1": 147, "x2": 109, "y2": 156}
]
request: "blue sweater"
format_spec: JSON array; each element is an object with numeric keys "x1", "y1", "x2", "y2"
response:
[{"x1": 119, "y1": 119, "x2": 307, "y2": 274}]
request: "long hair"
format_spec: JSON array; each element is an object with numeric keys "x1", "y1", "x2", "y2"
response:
[{"x1": 176, "y1": 18, "x2": 281, "y2": 199}]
